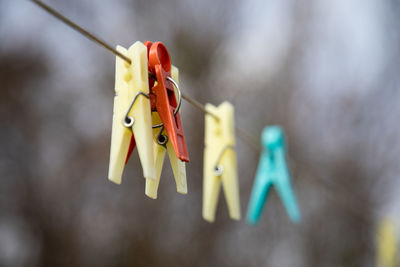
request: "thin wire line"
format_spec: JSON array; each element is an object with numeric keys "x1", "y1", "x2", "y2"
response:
[
  {"x1": 31, "y1": 0, "x2": 260, "y2": 150},
  {"x1": 236, "y1": 127, "x2": 260, "y2": 151},
  {"x1": 32, "y1": 0, "x2": 131, "y2": 64},
  {"x1": 181, "y1": 92, "x2": 219, "y2": 121}
]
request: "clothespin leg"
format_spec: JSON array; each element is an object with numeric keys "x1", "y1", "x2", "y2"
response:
[
  {"x1": 220, "y1": 151, "x2": 240, "y2": 220},
  {"x1": 246, "y1": 172, "x2": 273, "y2": 225},
  {"x1": 166, "y1": 141, "x2": 187, "y2": 194},
  {"x1": 109, "y1": 120, "x2": 132, "y2": 184},
  {"x1": 145, "y1": 142, "x2": 166, "y2": 199},
  {"x1": 167, "y1": 66, "x2": 187, "y2": 195},
  {"x1": 275, "y1": 172, "x2": 301, "y2": 223},
  {"x1": 202, "y1": 172, "x2": 221, "y2": 223},
  {"x1": 273, "y1": 148, "x2": 301, "y2": 222},
  {"x1": 203, "y1": 142, "x2": 222, "y2": 222}
]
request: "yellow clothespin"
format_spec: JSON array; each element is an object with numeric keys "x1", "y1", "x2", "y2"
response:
[
  {"x1": 145, "y1": 66, "x2": 187, "y2": 199},
  {"x1": 108, "y1": 42, "x2": 156, "y2": 184},
  {"x1": 377, "y1": 217, "x2": 398, "y2": 267},
  {"x1": 203, "y1": 102, "x2": 240, "y2": 222}
]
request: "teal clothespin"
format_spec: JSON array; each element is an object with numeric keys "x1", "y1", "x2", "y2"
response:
[{"x1": 246, "y1": 126, "x2": 300, "y2": 225}]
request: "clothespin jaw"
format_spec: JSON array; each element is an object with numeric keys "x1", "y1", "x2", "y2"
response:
[
  {"x1": 144, "y1": 41, "x2": 189, "y2": 163},
  {"x1": 145, "y1": 66, "x2": 187, "y2": 199},
  {"x1": 108, "y1": 42, "x2": 156, "y2": 184},
  {"x1": 377, "y1": 218, "x2": 397, "y2": 267},
  {"x1": 203, "y1": 102, "x2": 240, "y2": 223},
  {"x1": 246, "y1": 126, "x2": 300, "y2": 224}
]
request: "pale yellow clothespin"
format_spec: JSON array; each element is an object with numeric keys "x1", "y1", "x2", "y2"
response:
[
  {"x1": 203, "y1": 102, "x2": 240, "y2": 222},
  {"x1": 377, "y1": 217, "x2": 398, "y2": 267},
  {"x1": 145, "y1": 66, "x2": 187, "y2": 199},
  {"x1": 108, "y1": 41, "x2": 156, "y2": 184}
]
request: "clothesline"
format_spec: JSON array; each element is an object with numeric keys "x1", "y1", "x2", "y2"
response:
[{"x1": 32, "y1": 0, "x2": 261, "y2": 152}]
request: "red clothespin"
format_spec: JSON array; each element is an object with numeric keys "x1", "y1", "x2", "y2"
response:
[{"x1": 144, "y1": 41, "x2": 189, "y2": 162}]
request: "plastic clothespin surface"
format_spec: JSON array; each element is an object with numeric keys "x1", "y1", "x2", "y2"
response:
[
  {"x1": 246, "y1": 126, "x2": 300, "y2": 224},
  {"x1": 377, "y1": 218, "x2": 398, "y2": 267},
  {"x1": 145, "y1": 41, "x2": 189, "y2": 163},
  {"x1": 108, "y1": 42, "x2": 156, "y2": 184},
  {"x1": 203, "y1": 102, "x2": 240, "y2": 223},
  {"x1": 145, "y1": 66, "x2": 187, "y2": 199}
]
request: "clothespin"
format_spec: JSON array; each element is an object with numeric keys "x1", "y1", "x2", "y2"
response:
[
  {"x1": 246, "y1": 126, "x2": 300, "y2": 224},
  {"x1": 377, "y1": 218, "x2": 398, "y2": 267},
  {"x1": 108, "y1": 41, "x2": 156, "y2": 184},
  {"x1": 145, "y1": 66, "x2": 187, "y2": 199},
  {"x1": 144, "y1": 41, "x2": 189, "y2": 163},
  {"x1": 203, "y1": 102, "x2": 240, "y2": 222}
]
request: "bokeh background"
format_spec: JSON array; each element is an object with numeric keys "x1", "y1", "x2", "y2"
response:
[{"x1": 1, "y1": 0, "x2": 400, "y2": 266}]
